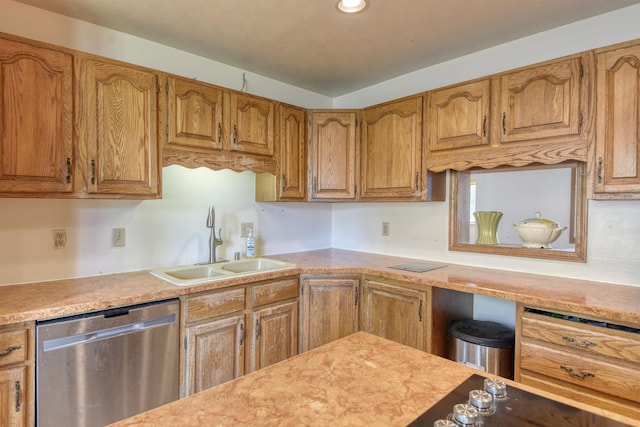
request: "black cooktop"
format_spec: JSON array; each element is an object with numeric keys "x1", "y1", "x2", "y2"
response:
[{"x1": 408, "y1": 374, "x2": 631, "y2": 426}]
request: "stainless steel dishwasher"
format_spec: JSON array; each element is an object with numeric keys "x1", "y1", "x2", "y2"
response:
[{"x1": 36, "y1": 298, "x2": 179, "y2": 427}]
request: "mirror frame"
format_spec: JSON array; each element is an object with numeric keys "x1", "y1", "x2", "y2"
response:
[{"x1": 449, "y1": 161, "x2": 587, "y2": 262}]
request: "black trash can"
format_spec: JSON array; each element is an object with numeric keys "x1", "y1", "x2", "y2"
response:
[{"x1": 447, "y1": 319, "x2": 515, "y2": 379}]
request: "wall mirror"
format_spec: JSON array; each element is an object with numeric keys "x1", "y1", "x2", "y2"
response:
[{"x1": 449, "y1": 161, "x2": 587, "y2": 262}]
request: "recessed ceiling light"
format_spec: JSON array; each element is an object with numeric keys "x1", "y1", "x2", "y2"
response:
[{"x1": 337, "y1": 0, "x2": 368, "y2": 13}]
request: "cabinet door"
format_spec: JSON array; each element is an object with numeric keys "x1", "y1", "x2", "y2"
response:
[
  {"x1": 427, "y1": 79, "x2": 490, "y2": 151},
  {"x1": 310, "y1": 111, "x2": 358, "y2": 200},
  {"x1": 77, "y1": 57, "x2": 160, "y2": 196},
  {"x1": 0, "y1": 36, "x2": 73, "y2": 194},
  {"x1": 249, "y1": 300, "x2": 298, "y2": 373},
  {"x1": 361, "y1": 280, "x2": 426, "y2": 351},
  {"x1": 167, "y1": 76, "x2": 225, "y2": 151},
  {"x1": 300, "y1": 277, "x2": 359, "y2": 352},
  {"x1": 360, "y1": 96, "x2": 423, "y2": 200},
  {"x1": 594, "y1": 42, "x2": 640, "y2": 196},
  {"x1": 229, "y1": 92, "x2": 274, "y2": 156},
  {"x1": 0, "y1": 366, "x2": 27, "y2": 427},
  {"x1": 278, "y1": 104, "x2": 307, "y2": 200},
  {"x1": 184, "y1": 314, "x2": 245, "y2": 395},
  {"x1": 498, "y1": 55, "x2": 585, "y2": 144}
]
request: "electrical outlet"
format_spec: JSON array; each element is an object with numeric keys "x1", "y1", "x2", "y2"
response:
[
  {"x1": 240, "y1": 222, "x2": 253, "y2": 238},
  {"x1": 382, "y1": 222, "x2": 390, "y2": 237},
  {"x1": 112, "y1": 228, "x2": 126, "y2": 247},
  {"x1": 53, "y1": 229, "x2": 67, "y2": 249}
]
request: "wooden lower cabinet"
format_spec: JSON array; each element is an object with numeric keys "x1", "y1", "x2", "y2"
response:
[
  {"x1": 299, "y1": 275, "x2": 360, "y2": 352},
  {"x1": 516, "y1": 305, "x2": 640, "y2": 419},
  {"x1": 361, "y1": 278, "x2": 427, "y2": 351},
  {"x1": 181, "y1": 278, "x2": 298, "y2": 397},
  {"x1": 0, "y1": 323, "x2": 33, "y2": 427}
]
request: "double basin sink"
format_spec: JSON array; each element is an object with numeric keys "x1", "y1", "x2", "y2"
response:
[{"x1": 150, "y1": 258, "x2": 296, "y2": 286}]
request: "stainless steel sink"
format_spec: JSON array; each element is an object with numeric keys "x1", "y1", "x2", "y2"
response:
[{"x1": 150, "y1": 258, "x2": 295, "y2": 286}]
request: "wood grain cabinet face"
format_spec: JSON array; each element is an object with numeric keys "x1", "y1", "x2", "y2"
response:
[
  {"x1": 498, "y1": 55, "x2": 586, "y2": 145},
  {"x1": 167, "y1": 76, "x2": 225, "y2": 151},
  {"x1": 299, "y1": 276, "x2": 359, "y2": 352},
  {"x1": 427, "y1": 79, "x2": 491, "y2": 152},
  {"x1": 0, "y1": 323, "x2": 33, "y2": 427},
  {"x1": 182, "y1": 278, "x2": 298, "y2": 397},
  {"x1": 594, "y1": 42, "x2": 640, "y2": 197},
  {"x1": 517, "y1": 307, "x2": 640, "y2": 419},
  {"x1": 278, "y1": 104, "x2": 307, "y2": 200},
  {"x1": 361, "y1": 279, "x2": 426, "y2": 351},
  {"x1": 360, "y1": 96, "x2": 423, "y2": 200},
  {"x1": 229, "y1": 92, "x2": 274, "y2": 156},
  {"x1": 310, "y1": 111, "x2": 358, "y2": 200},
  {"x1": 76, "y1": 57, "x2": 160, "y2": 197},
  {"x1": 0, "y1": 36, "x2": 73, "y2": 195}
]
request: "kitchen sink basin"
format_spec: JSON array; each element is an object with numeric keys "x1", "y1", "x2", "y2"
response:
[
  {"x1": 150, "y1": 258, "x2": 295, "y2": 286},
  {"x1": 220, "y1": 258, "x2": 288, "y2": 273}
]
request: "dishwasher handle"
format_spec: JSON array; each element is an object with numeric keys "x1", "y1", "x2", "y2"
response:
[{"x1": 42, "y1": 314, "x2": 176, "y2": 352}]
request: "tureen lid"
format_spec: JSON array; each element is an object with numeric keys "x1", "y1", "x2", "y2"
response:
[{"x1": 518, "y1": 212, "x2": 558, "y2": 228}]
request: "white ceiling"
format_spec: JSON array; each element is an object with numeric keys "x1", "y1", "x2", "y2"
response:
[{"x1": 15, "y1": 0, "x2": 640, "y2": 96}]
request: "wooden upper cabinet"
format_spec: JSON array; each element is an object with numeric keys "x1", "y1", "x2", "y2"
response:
[
  {"x1": 278, "y1": 104, "x2": 307, "y2": 199},
  {"x1": 360, "y1": 96, "x2": 423, "y2": 200},
  {"x1": 497, "y1": 53, "x2": 589, "y2": 145},
  {"x1": 427, "y1": 78, "x2": 491, "y2": 151},
  {"x1": 76, "y1": 56, "x2": 160, "y2": 197},
  {"x1": 167, "y1": 76, "x2": 225, "y2": 151},
  {"x1": 0, "y1": 36, "x2": 73, "y2": 195},
  {"x1": 310, "y1": 111, "x2": 358, "y2": 200},
  {"x1": 229, "y1": 92, "x2": 274, "y2": 156},
  {"x1": 593, "y1": 41, "x2": 640, "y2": 198}
]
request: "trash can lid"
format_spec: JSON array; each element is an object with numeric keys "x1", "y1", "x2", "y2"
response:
[{"x1": 448, "y1": 319, "x2": 514, "y2": 348}]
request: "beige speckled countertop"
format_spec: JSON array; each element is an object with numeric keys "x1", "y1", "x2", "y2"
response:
[
  {"x1": 2, "y1": 249, "x2": 639, "y2": 326},
  {"x1": 108, "y1": 332, "x2": 637, "y2": 427}
]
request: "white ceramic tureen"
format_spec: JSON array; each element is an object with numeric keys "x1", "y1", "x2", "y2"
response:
[{"x1": 513, "y1": 212, "x2": 567, "y2": 249}]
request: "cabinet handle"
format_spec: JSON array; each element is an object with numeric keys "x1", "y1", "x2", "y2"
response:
[
  {"x1": 282, "y1": 175, "x2": 287, "y2": 192},
  {"x1": 240, "y1": 323, "x2": 245, "y2": 346},
  {"x1": 415, "y1": 172, "x2": 419, "y2": 190},
  {"x1": 217, "y1": 123, "x2": 222, "y2": 143},
  {"x1": 313, "y1": 177, "x2": 317, "y2": 193},
  {"x1": 418, "y1": 300, "x2": 423, "y2": 322},
  {"x1": 502, "y1": 113, "x2": 507, "y2": 135},
  {"x1": 562, "y1": 336, "x2": 597, "y2": 348},
  {"x1": 560, "y1": 365, "x2": 595, "y2": 380},
  {"x1": 232, "y1": 125, "x2": 237, "y2": 144},
  {"x1": 0, "y1": 345, "x2": 21, "y2": 357},
  {"x1": 15, "y1": 380, "x2": 21, "y2": 412},
  {"x1": 354, "y1": 286, "x2": 359, "y2": 306},
  {"x1": 597, "y1": 157, "x2": 603, "y2": 184},
  {"x1": 91, "y1": 160, "x2": 96, "y2": 185},
  {"x1": 482, "y1": 115, "x2": 487, "y2": 137},
  {"x1": 255, "y1": 319, "x2": 261, "y2": 340},
  {"x1": 66, "y1": 157, "x2": 71, "y2": 183}
]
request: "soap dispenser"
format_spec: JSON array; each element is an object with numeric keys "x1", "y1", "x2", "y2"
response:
[{"x1": 246, "y1": 229, "x2": 255, "y2": 258}]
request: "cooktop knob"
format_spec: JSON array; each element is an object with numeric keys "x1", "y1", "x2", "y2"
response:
[
  {"x1": 433, "y1": 420, "x2": 457, "y2": 427},
  {"x1": 453, "y1": 403, "x2": 478, "y2": 425},
  {"x1": 483, "y1": 378, "x2": 507, "y2": 398},
  {"x1": 468, "y1": 389, "x2": 493, "y2": 411}
]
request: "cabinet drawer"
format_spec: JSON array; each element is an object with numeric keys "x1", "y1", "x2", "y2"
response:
[
  {"x1": 251, "y1": 278, "x2": 298, "y2": 308},
  {"x1": 0, "y1": 329, "x2": 28, "y2": 366},
  {"x1": 522, "y1": 314, "x2": 640, "y2": 364},
  {"x1": 186, "y1": 288, "x2": 245, "y2": 323},
  {"x1": 521, "y1": 341, "x2": 640, "y2": 404}
]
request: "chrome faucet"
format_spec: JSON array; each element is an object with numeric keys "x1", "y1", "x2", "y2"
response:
[{"x1": 206, "y1": 206, "x2": 223, "y2": 263}]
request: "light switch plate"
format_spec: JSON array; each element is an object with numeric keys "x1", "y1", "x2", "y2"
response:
[
  {"x1": 240, "y1": 222, "x2": 253, "y2": 238},
  {"x1": 113, "y1": 228, "x2": 126, "y2": 247}
]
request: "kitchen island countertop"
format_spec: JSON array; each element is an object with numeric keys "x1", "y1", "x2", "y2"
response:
[{"x1": 108, "y1": 332, "x2": 636, "y2": 426}]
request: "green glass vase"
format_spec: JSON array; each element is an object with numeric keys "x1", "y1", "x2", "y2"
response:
[{"x1": 473, "y1": 211, "x2": 503, "y2": 245}]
